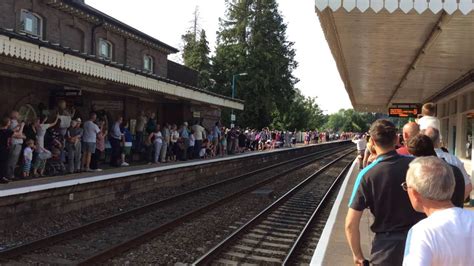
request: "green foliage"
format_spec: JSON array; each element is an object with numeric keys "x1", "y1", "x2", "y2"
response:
[
  {"x1": 181, "y1": 13, "x2": 212, "y2": 90},
  {"x1": 323, "y1": 109, "x2": 377, "y2": 133},
  {"x1": 271, "y1": 90, "x2": 326, "y2": 130},
  {"x1": 211, "y1": 0, "x2": 298, "y2": 129}
]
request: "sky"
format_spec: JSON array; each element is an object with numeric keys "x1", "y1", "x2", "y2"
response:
[{"x1": 86, "y1": 0, "x2": 352, "y2": 114}]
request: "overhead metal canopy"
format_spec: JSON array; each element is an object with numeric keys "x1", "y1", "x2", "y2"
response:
[{"x1": 316, "y1": 2, "x2": 474, "y2": 112}]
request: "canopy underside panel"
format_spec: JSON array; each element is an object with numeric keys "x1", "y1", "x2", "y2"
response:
[{"x1": 317, "y1": 8, "x2": 474, "y2": 112}]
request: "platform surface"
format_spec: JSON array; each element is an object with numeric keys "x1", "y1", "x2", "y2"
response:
[
  {"x1": 311, "y1": 161, "x2": 374, "y2": 265},
  {"x1": 0, "y1": 143, "x2": 325, "y2": 198},
  {"x1": 313, "y1": 158, "x2": 473, "y2": 266}
]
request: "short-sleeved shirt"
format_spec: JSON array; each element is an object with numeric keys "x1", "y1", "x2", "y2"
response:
[
  {"x1": 83, "y1": 121, "x2": 100, "y2": 143},
  {"x1": 110, "y1": 122, "x2": 122, "y2": 140},
  {"x1": 162, "y1": 127, "x2": 171, "y2": 143},
  {"x1": 170, "y1": 130, "x2": 179, "y2": 143},
  {"x1": 180, "y1": 127, "x2": 189, "y2": 139},
  {"x1": 67, "y1": 127, "x2": 83, "y2": 142},
  {"x1": 122, "y1": 128, "x2": 133, "y2": 143},
  {"x1": 403, "y1": 207, "x2": 474, "y2": 265},
  {"x1": 192, "y1": 125, "x2": 206, "y2": 141},
  {"x1": 153, "y1": 132, "x2": 163, "y2": 144},
  {"x1": 212, "y1": 126, "x2": 221, "y2": 139},
  {"x1": 396, "y1": 145, "x2": 410, "y2": 156},
  {"x1": 418, "y1": 116, "x2": 441, "y2": 131},
  {"x1": 349, "y1": 150, "x2": 425, "y2": 233},
  {"x1": 352, "y1": 138, "x2": 367, "y2": 151},
  {"x1": 435, "y1": 148, "x2": 471, "y2": 185},
  {"x1": 24, "y1": 147, "x2": 33, "y2": 161},
  {"x1": 136, "y1": 116, "x2": 147, "y2": 132}
]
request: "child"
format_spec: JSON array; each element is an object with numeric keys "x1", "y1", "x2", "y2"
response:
[
  {"x1": 23, "y1": 140, "x2": 35, "y2": 178},
  {"x1": 200, "y1": 139, "x2": 208, "y2": 159},
  {"x1": 33, "y1": 146, "x2": 50, "y2": 177}
]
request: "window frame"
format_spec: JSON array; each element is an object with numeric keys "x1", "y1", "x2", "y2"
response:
[
  {"x1": 143, "y1": 55, "x2": 154, "y2": 73},
  {"x1": 20, "y1": 9, "x2": 43, "y2": 38},
  {"x1": 98, "y1": 38, "x2": 113, "y2": 60}
]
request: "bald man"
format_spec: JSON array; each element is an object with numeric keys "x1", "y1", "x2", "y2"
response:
[{"x1": 397, "y1": 122, "x2": 420, "y2": 156}]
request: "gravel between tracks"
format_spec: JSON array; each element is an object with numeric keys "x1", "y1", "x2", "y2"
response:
[
  {"x1": 110, "y1": 152, "x2": 355, "y2": 264},
  {"x1": 4, "y1": 146, "x2": 351, "y2": 264},
  {"x1": 0, "y1": 152, "x2": 296, "y2": 249}
]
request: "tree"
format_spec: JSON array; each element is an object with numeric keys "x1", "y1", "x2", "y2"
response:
[
  {"x1": 212, "y1": 0, "x2": 298, "y2": 129},
  {"x1": 272, "y1": 90, "x2": 326, "y2": 130},
  {"x1": 181, "y1": 7, "x2": 212, "y2": 90},
  {"x1": 324, "y1": 109, "x2": 377, "y2": 133}
]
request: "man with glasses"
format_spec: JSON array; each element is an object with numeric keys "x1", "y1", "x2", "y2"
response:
[
  {"x1": 345, "y1": 120, "x2": 425, "y2": 266},
  {"x1": 403, "y1": 157, "x2": 474, "y2": 265}
]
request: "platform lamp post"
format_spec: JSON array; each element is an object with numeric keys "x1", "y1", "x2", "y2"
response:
[{"x1": 231, "y1": 72, "x2": 248, "y2": 128}]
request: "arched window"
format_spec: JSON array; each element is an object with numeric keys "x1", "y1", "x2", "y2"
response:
[
  {"x1": 143, "y1": 55, "x2": 154, "y2": 73},
  {"x1": 98, "y1": 38, "x2": 113, "y2": 60},
  {"x1": 20, "y1": 10, "x2": 43, "y2": 38}
]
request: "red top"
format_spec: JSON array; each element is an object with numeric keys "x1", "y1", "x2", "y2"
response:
[{"x1": 396, "y1": 146, "x2": 410, "y2": 156}]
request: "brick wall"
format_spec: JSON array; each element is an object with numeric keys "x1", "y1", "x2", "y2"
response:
[
  {"x1": 167, "y1": 60, "x2": 199, "y2": 87},
  {"x1": 1, "y1": 0, "x2": 170, "y2": 76}
]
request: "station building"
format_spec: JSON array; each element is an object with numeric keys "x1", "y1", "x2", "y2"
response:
[
  {"x1": 0, "y1": 0, "x2": 244, "y2": 129},
  {"x1": 315, "y1": 1, "x2": 474, "y2": 181}
]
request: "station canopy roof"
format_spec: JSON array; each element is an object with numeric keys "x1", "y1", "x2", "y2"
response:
[{"x1": 315, "y1": 0, "x2": 474, "y2": 112}]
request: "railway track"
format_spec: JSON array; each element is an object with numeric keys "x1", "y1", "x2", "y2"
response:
[
  {"x1": 0, "y1": 143, "x2": 353, "y2": 264},
  {"x1": 193, "y1": 152, "x2": 354, "y2": 265}
]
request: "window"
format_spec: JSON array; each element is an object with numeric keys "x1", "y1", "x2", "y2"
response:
[
  {"x1": 98, "y1": 39, "x2": 112, "y2": 60},
  {"x1": 20, "y1": 10, "x2": 43, "y2": 38},
  {"x1": 143, "y1": 55, "x2": 153, "y2": 73}
]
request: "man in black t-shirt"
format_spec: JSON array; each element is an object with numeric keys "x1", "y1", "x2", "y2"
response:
[{"x1": 345, "y1": 120, "x2": 425, "y2": 266}]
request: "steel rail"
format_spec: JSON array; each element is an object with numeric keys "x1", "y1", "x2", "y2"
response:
[
  {"x1": 76, "y1": 146, "x2": 354, "y2": 265},
  {"x1": 282, "y1": 160, "x2": 353, "y2": 265},
  {"x1": 0, "y1": 143, "x2": 349, "y2": 260},
  {"x1": 192, "y1": 149, "x2": 354, "y2": 265}
]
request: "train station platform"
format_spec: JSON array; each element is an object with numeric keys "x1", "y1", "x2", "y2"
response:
[
  {"x1": 0, "y1": 143, "x2": 327, "y2": 197},
  {"x1": 0, "y1": 141, "x2": 350, "y2": 228},
  {"x1": 312, "y1": 158, "x2": 473, "y2": 265},
  {"x1": 310, "y1": 160, "x2": 372, "y2": 265}
]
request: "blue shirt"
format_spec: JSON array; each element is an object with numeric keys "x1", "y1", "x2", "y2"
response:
[
  {"x1": 122, "y1": 128, "x2": 133, "y2": 143},
  {"x1": 180, "y1": 127, "x2": 189, "y2": 139},
  {"x1": 213, "y1": 126, "x2": 221, "y2": 138}
]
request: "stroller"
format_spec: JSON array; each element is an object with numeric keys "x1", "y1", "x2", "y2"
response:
[{"x1": 45, "y1": 148, "x2": 66, "y2": 176}]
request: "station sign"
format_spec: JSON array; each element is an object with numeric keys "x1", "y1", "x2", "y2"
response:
[{"x1": 388, "y1": 103, "x2": 421, "y2": 118}]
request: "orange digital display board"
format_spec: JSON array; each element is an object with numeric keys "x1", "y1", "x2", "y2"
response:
[{"x1": 388, "y1": 104, "x2": 421, "y2": 118}]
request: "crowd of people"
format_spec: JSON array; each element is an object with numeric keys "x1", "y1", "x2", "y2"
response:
[
  {"x1": 0, "y1": 106, "x2": 341, "y2": 184},
  {"x1": 347, "y1": 103, "x2": 474, "y2": 265}
]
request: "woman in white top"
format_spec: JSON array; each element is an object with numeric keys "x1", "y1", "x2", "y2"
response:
[
  {"x1": 170, "y1": 124, "x2": 179, "y2": 162},
  {"x1": 35, "y1": 114, "x2": 59, "y2": 150},
  {"x1": 148, "y1": 124, "x2": 163, "y2": 164}
]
